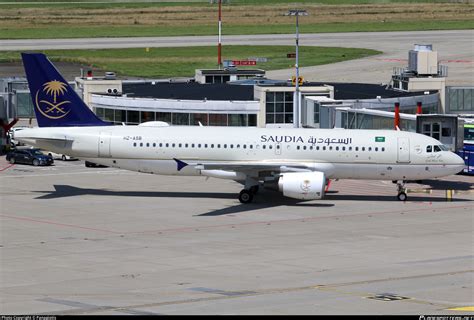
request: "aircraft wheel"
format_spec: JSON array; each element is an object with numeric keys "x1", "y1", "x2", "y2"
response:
[
  {"x1": 238, "y1": 189, "x2": 253, "y2": 204},
  {"x1": 249, "y1": 185, "x2": 259, "y2": 195},
  {"x1": 62, "y1": 155, "x2": 67, "y2": 161},
  {"x1": 397, "y1": 192, "x2": 407, "y2": 201},
  {"x1": 9, "y1": 158, "x2": 15, "y2": 164}
]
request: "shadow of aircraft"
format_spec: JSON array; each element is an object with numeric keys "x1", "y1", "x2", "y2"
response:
[
  {"x1": 33, "y1": 185, "x2": 335, "y2": 216},
  {"x1": 414, "y1": 179, "x2": 473, "y2": 191},
  {"x1": 33, "y1": 184, "x2": 470, "y2": 217}
]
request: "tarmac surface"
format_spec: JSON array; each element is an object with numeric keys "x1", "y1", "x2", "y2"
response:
[
  {"x1": 1, "y1": 30, "x2": 473, "y2": 85},
  {"x1": 1, "y1": 157, "x2": 473, "y2": 315}
]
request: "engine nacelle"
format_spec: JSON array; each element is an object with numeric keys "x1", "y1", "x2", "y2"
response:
[{"x1": 278, "y1": 172, "x2": 326, "y2": 200}]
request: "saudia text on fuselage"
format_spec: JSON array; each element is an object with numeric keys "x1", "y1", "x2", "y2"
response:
[{"x1": 260, "y1": 135, "x2": 352, "y2": 146}]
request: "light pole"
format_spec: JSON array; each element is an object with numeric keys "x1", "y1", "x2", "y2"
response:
[
  {"x1": 285, "y1": 9, "x2": 308, "y2": 128},
  {"x1": 217, "y1": 0, "x2": 222, "y2": 68}
]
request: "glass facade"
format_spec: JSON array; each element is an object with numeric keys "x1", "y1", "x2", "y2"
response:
[
  {"x1": 15, "y1": 92, "x2": 35, "y2": 118},
  {"x1": 93, "y1": 107, "x2": 257, "y2": 127},
  {"x1": 265, "y1": 91, "x2": 293, "y2": 124},
  {"x1": 343, "y1": 111, "x2": 416, "y2": 131},
  {"x1": 448, "y1": 87, "x2": 474, "y2": 112}
]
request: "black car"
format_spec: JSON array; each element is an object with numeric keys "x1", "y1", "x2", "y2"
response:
[{"x1": 6, "y1": 148, "x2": 54, "y2": 166}]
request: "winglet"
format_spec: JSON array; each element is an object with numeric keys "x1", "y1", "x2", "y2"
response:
[{"x1": 173, "y1": 158, "x2": 188, "y2": 171}]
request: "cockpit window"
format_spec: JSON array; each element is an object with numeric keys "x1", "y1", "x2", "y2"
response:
[
  {"x1": 439, "y1": 145, "x2": 449, "y2": 151},
  {"x1": 434, "y1": 145, "x2": 442, "y2": 152},
  {"x1": 426, "y1": 145, "x2": 432, "y2": 153}
]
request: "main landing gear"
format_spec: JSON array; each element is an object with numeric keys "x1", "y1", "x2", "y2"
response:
[
  {"x1": 396, "y1": 181, "x2": 407, "y2": 201},
  {"x1": 238, "y1": 181, "x2": 260, "y2": 204}
]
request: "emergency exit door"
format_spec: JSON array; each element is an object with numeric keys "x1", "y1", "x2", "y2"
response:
[
  {"x1": 397, "y1": 137, "x2": 410, "y2": 163},
  {"x1": 98, "y1": 132, "x2": 112, "y2": 157}
]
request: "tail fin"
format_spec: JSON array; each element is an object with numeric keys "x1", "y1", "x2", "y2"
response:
[{"x1": 21, "y1": 53, "x2": 110, "y2": 127}]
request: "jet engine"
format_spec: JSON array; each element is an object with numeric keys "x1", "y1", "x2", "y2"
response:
[{"x1": 278, "y1": 171, "x2": 326, "y2": 200}]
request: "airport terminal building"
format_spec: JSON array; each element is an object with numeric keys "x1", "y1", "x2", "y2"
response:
[{"x1": 1, "y1": 45, "x2": 473, "y2": 152}]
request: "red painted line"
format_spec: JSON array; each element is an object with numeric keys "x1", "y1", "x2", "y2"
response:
[
  {"x1": 0, "y1": 164, "x2": 15, "y2": 172},
  {"x1": 127, "y1": 204, "x2": 474, "y2": 235},
  {"x1": 440, "y1": 59, "x2": 473, "y2": 64},
  {"x1": 0, "y1": 214, "x2": 122, "y2": 234}
]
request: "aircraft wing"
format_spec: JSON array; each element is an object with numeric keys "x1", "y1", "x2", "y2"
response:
[{"x1": 174, "y1": 158, "x2": 335, "y2": 176}]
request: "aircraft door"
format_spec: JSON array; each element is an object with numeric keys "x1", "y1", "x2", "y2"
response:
[
  {"x1": 397, "y1": 137, "x2": 410, "y2": 163},
  {"x1": 98, "y1": 132, "x2": 112, "y2": 158},
  {"x1": 275, "y1": 143, "x2": 282, "y2": 156}
]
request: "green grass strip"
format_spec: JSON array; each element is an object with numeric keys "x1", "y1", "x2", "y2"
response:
[{"x1": 0, "y1": 45, "x2": 381, "y2": 78}]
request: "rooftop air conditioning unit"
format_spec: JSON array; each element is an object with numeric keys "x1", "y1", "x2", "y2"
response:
[{"x1": 408, "y1": 44, "x2": 438, "y2": 76}]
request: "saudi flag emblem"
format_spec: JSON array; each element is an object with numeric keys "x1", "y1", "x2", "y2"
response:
[{"x1": 375, "y1": 136, "x2": 385, "y2": 142}]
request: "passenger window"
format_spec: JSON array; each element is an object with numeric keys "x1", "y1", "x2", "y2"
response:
[
  {"x1": 361, "y1": 147, "x2": 365, "y2": 151},
  {"x1": 316, "y1": 146, "x2": 320, "y2": 150},
  {"x1": 185, "y1": 143, "x2": 188, "y2": 148},
  {"x1": 166, "y1": 143, "x2": 169, "y2": 147},
  {"x1": 211, "y1": 144, "x2": 214, "y2": 148},
  {"x1": 178, "y1": 143, "x2": 182, "y2": 148},
  {"x1": 323, "y1": 146, "x2": 326, "y2": 151},
  {"x1": 159, "y1": 143, "x2": 163, "y2": 147},
  {"x1": 355, "y1": 147, "x2": 358, "y2": 151},
  {"x1": 237, "y1": 144, "x2": 240, "y2": 148},
  {"x1": 375, "y1": 147, "x2": 378, "y2": 152},
  {"x1": 230, "y1": 144, "x2": 234, "y2": 148},
  {"x1": 198, "y1": 144, "x2": 201, "y2": 148},
  {"x1": 426, "y1": 145, "x2": 432, "y2": 153},
  {"x1": 297, "y1": 146, "x2": 300, "y2": 150},
  {"x1": 140, "y1": 143, "x2": 143, "y2": 147},
  {"x1": 224, "y1": 144, "x2": 227, "y2": 148},
  {"x1": 335, "y1": 146, "x2": 339, "y2": 151},
  {"x1": 205, "y1": 144, "x2": 208, "y2": 148},
  {"x1": 243, "y1": 145, "x2": 247, "y2": 149},
  {"x1": 133, "y1": 142, "x2": 136, "y2": 147},
  {"x1": 263, "y1": 145, "x2": 266, "y2": 149},
  {"x1": 310, "y1": 146, "x2": 313, "y2": 150},
  {"x1": 172, "y1": 143, "x2": 175, "y2": 148},
  {"x1": 217, "y1": 144, "x2": 220, "y2": 148},
  {"x1": 191, "y1": 144, "x2": 195, "y2": 148},
  {"x1": 342, "y1": 146, "x2": 345, "y2": 151},
  {"x1": 153, "y1": 143, "x2": 156, "y2": 147},
  {"x1": 368, "y1": 147, "x2": 372, "y2": 151},
  {"x1": 250, "y1": 145, "x2": 253, "y2": 149},
  {"x1": 434, "y1": 145, "x2": 442, "y2": 152},
  {"x1": 269, "y1": 145, "x2": 273, "y2": 149},
  {"x1": 329, "y1": 146, "x2": 333, "y2": 151},
  {"x1": 303, "y1": 146, "x2": 307, "y2": 150},
  {"x1": 349, "y1": 146, "x2": 352, "y2": 151},
  {"x1": 381, "y1": 147, "x2": 385, "y2": 152}
]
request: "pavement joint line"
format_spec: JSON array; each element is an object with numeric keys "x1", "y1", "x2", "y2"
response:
[
  {"x1": 1, "y1": 203, "x2": 471, "y2": 237},
  {"x1": 49, "y1": 269, "x2": 474, "y2": 315},
  {"x1": 0, "y1": 214, "x2": 123, "y2": 234}
]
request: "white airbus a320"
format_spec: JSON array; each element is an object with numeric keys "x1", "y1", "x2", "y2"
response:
[{"x1": 14, "y1": 53, "x2": 465, "y2": 203}]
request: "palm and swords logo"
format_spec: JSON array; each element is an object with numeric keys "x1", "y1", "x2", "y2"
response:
[
  {"x1": 300, "y1": 179, "x2": 311, "y2": 193},
  {"x1": 35, "y1": 80, "x2": 71, "y2": 119}
]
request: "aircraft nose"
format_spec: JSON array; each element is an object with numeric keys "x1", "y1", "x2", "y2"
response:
[
  {"x1": 451, "y1": 152, "x2": 465, "y2": 170},
  {"x1": 453, "y1": 153, "x2": 466, "y2": 167}
]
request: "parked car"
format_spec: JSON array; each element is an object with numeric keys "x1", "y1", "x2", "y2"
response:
[
  {"x1": 85, "y1": 161, "x2": 108, "y2": 168},
  {"x1": 6, "y1": 148, "x2": 54, "y2": 166},
  {"x1": 46, "y1": 151, "x2": 78, "y2": 161}
]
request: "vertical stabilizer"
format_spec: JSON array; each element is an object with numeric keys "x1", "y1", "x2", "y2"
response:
[{"x1": 21, "y1": 53, "x2": 111, "y2": 127}]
